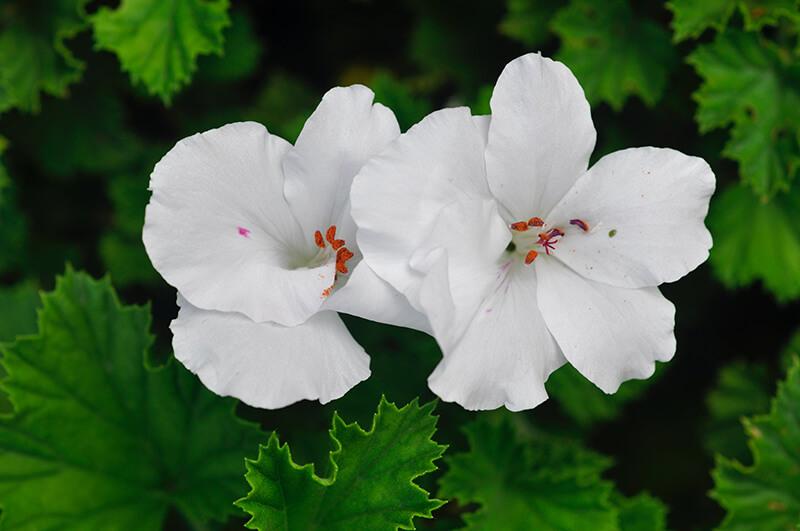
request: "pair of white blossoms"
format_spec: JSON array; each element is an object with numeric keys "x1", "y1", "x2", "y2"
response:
[{"x1": 143, "y1": 54, "x2": 715, "y2": 411}]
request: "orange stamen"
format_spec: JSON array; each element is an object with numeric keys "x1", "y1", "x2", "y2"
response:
[
  {"x1": 528, "y1": 217, "x2": 545, "y2": 227},
  {"x1": 336, "y1": 247, "x2": 355, "y2": 274},
  {"x1": 524, "y1": 250, "x2": 538, "y2": 265},
  {"x1": 510, "y1": 221, "x2": 529, "y2": 232},
  {"x1": 314, "y1": 230, "x2": 325, "y2": 248},
  {"x1": 325, "y1": 226, "x2": 337, "y2": 245},
  {"x1": 325, "y1": 225, "x2": 345, "y2": 250}
]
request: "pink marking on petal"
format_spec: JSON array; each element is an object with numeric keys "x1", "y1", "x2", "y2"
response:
[
  {"x1": 238, "y1": 227, "x2": 251, "y2": 238},
  {"x1": 485, "y1": 308, "x2": 493, "y2": 313}
]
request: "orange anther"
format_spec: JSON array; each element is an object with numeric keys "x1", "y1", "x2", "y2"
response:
[
  {"x1": 314, "y1": 230, "x2": 325, "y2": 248},
  {"x1": 325, "y1": 225, "x2": 346, "y2": 250},
  {"x1": 528, "y1": 217, "x2": 545, "y2": 227},
  {"x1": 336, "y1": 247, "x2": 354, "y2": 264},
  {"x1": 335, "y1": 247, "x2": 355, "y2": 274},
  {"x1": 325, "y1": 225, "x2": 337, "y2": 245},
  {"x1": 524, "y1": 250, "x2": 538, "y2": 265},
  {"x1": 510, "y1": 221, "x2": 529, "y2": 232}
]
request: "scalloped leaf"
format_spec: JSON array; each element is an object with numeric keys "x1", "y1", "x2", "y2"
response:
[
  {"x1": 438, "y1": 417, "x2": 619, "y2": 530},
  {"x1": 0, "y1": 0, "x2": 88, "y2": 113},
  {"x1": 668, "y1": 0, "x2": 800, "y2": 41},
  {"x1": 0, "y1": 269, "x2": 265, "y2": 529},
  {"x1": 236, "y1": 397, "x2": 445, "y2": 531},
  {"x1": 552, "y1": 0, "x2": 677, "y2": 110},
  {"x1": 499, "y1": 0, "x2": 565, "y2": 49},
  {"x1": 708, "y1": 184, "x2": 800, "y2": 301},
  {"x1": 705, "y1": 361, "x2": 773, "y2": 463},
  {"x1": 688, "y1": 30, "x2": 800, "y2": 196},
  {"x1": 91, "y1": 0, "x2": 230, "y2": 103},
  {"x1": 711, "y1": 358, "x2": 800, "y2": 530}
]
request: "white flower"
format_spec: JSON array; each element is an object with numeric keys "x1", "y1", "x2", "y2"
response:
[
  {"x1": 350, "y1": 54, "x2": 715, "y2": 411},
  {"x1": 143, "y1": 85, "x2": 428, "y2": 409}
]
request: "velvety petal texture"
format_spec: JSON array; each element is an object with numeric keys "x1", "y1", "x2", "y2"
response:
[
  {"x1": 485, "y1": 53, "x2": 596, "y2": 220},
  {"x1": 172, "y1": 296, "x2": 370, "y2": 409},
  {"x1": 546, "y1": 147, "x2": 715, "y2": 288}
]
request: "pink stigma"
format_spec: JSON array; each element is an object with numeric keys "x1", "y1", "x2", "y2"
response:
[{"x1": 238, "y1": 227, "x2": 251, "y2": 238}]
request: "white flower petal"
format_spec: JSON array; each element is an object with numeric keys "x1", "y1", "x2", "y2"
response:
[
  {"x1": 321, "y1": 260, "x2": 432, "y2": 333},
  {"x1": 351, "y1": 107, "x2": 493, "y2": 300},
  {"x1": 407, "y1": 199, "x2": 510, "y2": 345},
  {"x1": 172, "y1": 295, "x2": 370, "y2": 409},
  {"x1": 425, "y1": 261, "x2": 567, "y2": 411},
  {"x1": 485, "y1": 53, "x2": 596, "y2": 219},
  {"x1": 536, "y1": 257, "x2": 676, "y2": 394},
  {"x1": 547, "y1": 147, "x2": 715, "y2": 288},
  {"x1": 283, "y1": 85, "x2": 400, "y2": 244},
  {"x1": 144, "y1": 122, "x2": 335, "y2": 326}
]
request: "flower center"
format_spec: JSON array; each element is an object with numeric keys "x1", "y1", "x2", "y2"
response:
[
  {"x1": 508, "y1": 216, "x2": 591, "y2": 265},
  {"x1": 313, "y1": 225, "x2": 355, "y2": 275},
  {"x1": 312, "y1": 225, "x2": 355, "y2": 299}
]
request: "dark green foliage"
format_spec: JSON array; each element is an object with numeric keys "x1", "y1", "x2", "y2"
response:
[
  {"x1": 91, "y1": 0, "x2": 231, "y2": 103},
  {"x1": 0, "y1": 270, "x2": 266, "y2": 529},
  {"x1": 236, "y1": 397, "x2": 445, "y2": 531},
  {"x1": 708, "y1": 184, "x2": 800, "y2": 300},
  {"x1": 688, "y1": 30, "x2": 800, "y2": 196},
  {"x1": 438, "y1": 417, "x2": 668, "y2": 530},
  {"x1": 552, "y1": 0, "x2": 677, "y2": 110},
  {"x1": 712, "y1": 358, "x2": 800, "y2": 530},
  {"x1": 0, "y1": 0, "x2": 89, "y2": 113}
]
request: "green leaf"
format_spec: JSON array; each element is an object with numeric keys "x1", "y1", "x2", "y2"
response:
[
  {"x1": 236, "y1": 396, "x2": 445, "y2": 531},
  {"x1": 197, "y1": 8, "x2": 263, "y2": 82},
  {"x1": 369, "y1": 70, "x2": 432, "y2": 133},
  {"x1": 438, "y1": 418, "x2": 618, "y2": 530},
  {"x1": 499, "y1": 0, "x2": 564, "y2": 49},
  {"x1": 552, "y1": 0, "x2": 677, "y2": 110},
  {"x1": 667, "y1": 0, "x2": 739, "y2": 41},
  {"x1": 705, "y1": 361, "x2": 773, "y2": 463},
  {"x1": 5, "y1": 85, "x2": 144, "y2": 178},
  {"x1": 0, "y1": 280, "x2": 40, "y2": 414},
  {"x1": 0, "y1": 0, "x2": 88, "y2": 113},
  {"x1": 668, "y1": 0, "x2": 800, "y2": 41},
  {"x1": 546, "y1": 363, "x2": 660, "y2": 428},
  {"x1": 0, "y1": 281, "x2": 39, "y2": 344},
  {"x1": 91, "y1": 0, "x2": 231, "y2": 103},
  {"x1": 614, "y1": 492, "x2": 668, "y2": 531},
  {"x1": 711, "y1": 357, "x2": 800, "y2": 530},
  {"x1": 688, "y1": 31, "x2": 800, "y2": 195},
  {"x1": 0, "y1": 269, "x2": 265, "y2": 529},
  {"x1": 708, "y1": 184, "x2": 800, "y2": 301},
  {"x1": 244, "y1": 73, "x2": 320, "y2": 144}
]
